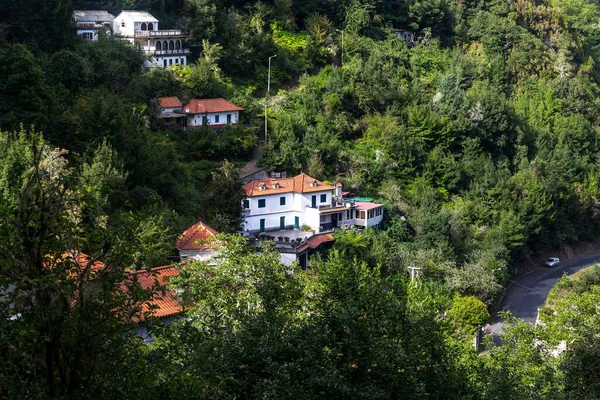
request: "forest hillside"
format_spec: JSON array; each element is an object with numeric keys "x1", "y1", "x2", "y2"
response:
[{"x1": 2, "y1": 0, "x2": 600, "y2": 398}]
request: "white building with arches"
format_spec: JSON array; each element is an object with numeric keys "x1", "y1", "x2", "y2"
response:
[{"x1": 113, "y1": 11, "x2": 189, "y2": 68}]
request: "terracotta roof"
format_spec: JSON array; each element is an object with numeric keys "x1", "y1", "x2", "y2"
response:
[
  {"x1": 182, "y1": 98, "x2": 244, "y2": 114},
  {"x1": 46, "y1": 250, "x2": 105, "y2": 278},
  {"x1": 297, "y1": 233, "x2": 335, "y2": 253},
  {"x1": 244, "y1": 173, "x2": 336, "y2": 197},
  {"x1": 158, "y1": 96, "x2": 182, "y2": 108},
  {"x1": 127, "y1": 265, "x2": 182, "y2": 319},
  {"x1": 176, "y1": 220, "x2": 219, "y2": 250},
  {"x1": 355, "y1": 202, "x2": 384, "y2": 211}
]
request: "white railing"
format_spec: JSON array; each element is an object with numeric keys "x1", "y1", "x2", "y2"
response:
[
  {"x1": 135, "y1": 30, "x2": 183, "y2": 37},
  {"x1": 153, "y1": 49, "x2": 190, "y2": 56}
]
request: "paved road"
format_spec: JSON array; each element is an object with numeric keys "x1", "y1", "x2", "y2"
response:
[{"x1": 489, "y1": 251, "x2": 600, "y2": 336}]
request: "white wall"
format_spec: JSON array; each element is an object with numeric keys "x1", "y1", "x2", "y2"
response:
[
  {"x1": 189, "y1": 111, "x2": 239, "y2": 126},
  {"x1": 179, "y1": 248, "x2": 217, "y2": 261},
  {"x1": 154, "y1": 56, "x2": 187, "y2": 68},
  {"x1": 243, "y1": 190, "x2": 331, "y2": 233},
  {"x1": 113, "y1": 15, "x2": 159, "y2": 37},
  {"x1": 280, "y1": 253, "x2": 297, "y2": 266}
]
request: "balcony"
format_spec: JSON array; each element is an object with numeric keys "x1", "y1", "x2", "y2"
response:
[
  {"x1": 76, "y1": 22, "x2": 111, "y2": 29},
  {"x1": 135, "y1": 29, "x2": 185, "y2": 38},
  {"x1": 152, "y1": 49, "x2": 191, "y2": 56}
]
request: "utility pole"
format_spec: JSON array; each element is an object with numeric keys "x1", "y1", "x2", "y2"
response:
[
  {"x1": 264, "y1": 54, "x2": 277, "y2": 144},
  {"x1": 408, "y1": 265, "x2": 422, "y2": 287},
  {"x1": 336, "y1": 29, "x2": 344, "y2": 67}
]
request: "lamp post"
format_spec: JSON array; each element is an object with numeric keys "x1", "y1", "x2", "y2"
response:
[
  {"x1": 336, "y1": 29, "x2": 344, "y2": 66},
  {"x1": 268, "y1": 54, "x2": 277, "y2": 95},
  {"x1": 263, "y1": 103, "x2": 268, "y2": 144},
  {"x1": 264, "y1": 55, "x2": 276, "y2": 144}
]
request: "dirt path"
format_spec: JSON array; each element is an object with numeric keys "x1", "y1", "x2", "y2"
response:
[{"x1": 239, "y1": 145, "x2": 265, "y2": 181}]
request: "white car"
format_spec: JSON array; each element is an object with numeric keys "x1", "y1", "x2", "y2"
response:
[{"x1": 544, "y1": 257, "x2": 560, "y2": 268}]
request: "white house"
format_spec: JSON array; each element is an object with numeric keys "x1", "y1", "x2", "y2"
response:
[
  {"x1": 112, "y1": 11, "x2": 189, "y2": 68},
  {"x1": 182, "y1": 98, "x2": 244, "y2": 127},
  {"x1": 241, "y1": 173, "x2": 384, "y2": 266},
  {"x1": 72, "y1": 10, "x2": 115, "y2": 41},
  {"x1": 241, "y1": 173, "x2": 384, "y2": 235}
]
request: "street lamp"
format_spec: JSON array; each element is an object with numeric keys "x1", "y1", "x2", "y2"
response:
[{"x1": 336, "y1": 29, "x2": 344, "y2": 66}]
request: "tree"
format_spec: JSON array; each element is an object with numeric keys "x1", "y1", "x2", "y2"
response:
[
  {"x1": 205, "y1": 160, "x2": 245, "y2": 233},
  {"x1": 447, "y1": 294, "x2": 489, "y2": 334},
  {"x1": 0, "y1": 131, "x2": 168, "y2": 397}
]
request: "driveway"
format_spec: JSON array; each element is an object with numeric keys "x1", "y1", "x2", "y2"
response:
[{"x1": 488, "y1": 251, "x2": 600, "y2": 337}]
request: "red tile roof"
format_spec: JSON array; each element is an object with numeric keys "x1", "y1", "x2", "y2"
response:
[
  {"x1": 297, "y1": 233, "x2": 335, "y2": 253},
  {"x1": 244, "y1": 173, "x2": 336, "y2": 197},
  {"x1": 182, "y1": 98, "x2": 244, "y2": 114},
  {"x1": 158, "y1": 96, "x2": 182, "y2": 108},
  {"x1": 355, "y1": 202, "x2": 384, "y2": 211},
  {"x1": 127, "y1": 265, "x2": 182, "y2": 319},
  {"x1": 176, "y1": 220, "x2": 219, "y2": 250}
]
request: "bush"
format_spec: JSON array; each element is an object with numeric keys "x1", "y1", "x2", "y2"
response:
[{"x1": 447, "y1": 294, "x2": 490, "y2": 334}]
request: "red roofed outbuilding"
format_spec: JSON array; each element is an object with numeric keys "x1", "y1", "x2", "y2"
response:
[{"x1": 176, "y1": 220, "x2": 220, "y2": 261}]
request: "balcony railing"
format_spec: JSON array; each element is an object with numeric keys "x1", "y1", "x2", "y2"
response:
[
  {"x1": 152, "y1": 49, "x2": 191, "y2": 56},
  {"x1": 135, "y1": 29, "x2": 184, "y2": 37}
]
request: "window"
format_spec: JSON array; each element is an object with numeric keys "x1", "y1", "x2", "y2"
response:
[
  {"x1": 121, "y1": 21, "x2": 126, "y2": 27},
  {"x1": 227, "y1": 114, "x2": 232, "y2": 124},
  {"x1": 320, "y1": 194, "x2": 327, "y2": 203},
  {"x1": 82, "y1": 32, "x2": 93, "y2": 40},
  {"x1": 243, "y1": 199, "x2": 250, "y2": 209},
  {"x1": 215, "y1": 115, "x2": 220, "y2": 124},
  {"x1": 258, "y1": 199, "x2": 266, "y2": 208},
  {"x1": 280, "y1": 196, "x2": 286, "y2": 206},
  {"x1": 359, "y1": 210, "x2": 366, "y2": 220},
  {"x1": 320, "y1": 215, "x2": 327, "y2": 223}
]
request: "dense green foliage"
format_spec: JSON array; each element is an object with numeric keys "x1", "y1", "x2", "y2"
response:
[{"x1": 3, "y1": 0, "x2": 600, "y2": 397}]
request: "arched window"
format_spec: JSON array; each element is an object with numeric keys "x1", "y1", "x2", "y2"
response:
[
  {"x1": 141, "y1": 22, "x2": 147, "y2": 31},
  {"x1": 148, "y1": 22, "x2": 154, "y2": 30},
  {"x1": 163, "y1": 41, "x2": 168, "y2": 51},
  {"x1": 155, "y1": 41, "x2": 161, "y2": 50},
  {"x1": 175, "y1": 40, "x2": 181, "y2": 50},
  {"x1": 169, "y1": 40, "x2": 175, "y2": 50}
]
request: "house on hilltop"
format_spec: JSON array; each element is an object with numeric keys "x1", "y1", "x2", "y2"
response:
[
  {"x1": 241, "y1": 173, "x2": 384, "y2": 266},
  {"x1": 72, "y1": 10, "x2": 115, "y2": 41},
  {"x1": 182, "y1": 98, "x2": 244, "y2": 127},
  {"x1": 156, "y1": 97, "x2": 244, "y2": 129},
  {"x1": 242, "y1": 173, "x2": 384, "y2": 235}
]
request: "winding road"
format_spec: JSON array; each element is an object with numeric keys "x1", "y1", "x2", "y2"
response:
[{"x1": 488, "y1": 251, "x2": 600, "y2": 336}]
